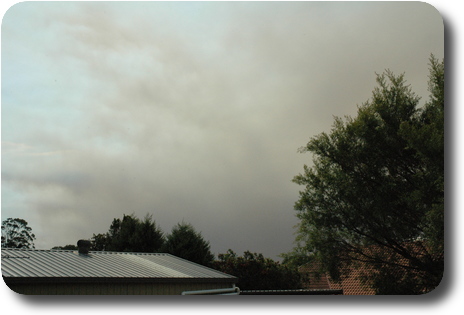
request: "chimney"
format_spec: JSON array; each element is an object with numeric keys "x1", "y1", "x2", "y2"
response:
[{"x1": 77, "y1": 239, "x2": 91, "y2": 255}]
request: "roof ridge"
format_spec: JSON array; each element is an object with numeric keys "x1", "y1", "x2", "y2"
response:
[
  {"x1": 2, "y1": 248, "x2": 171, "y2": 256},
  {"x1": 88, "y1": 251, "x2": 169, "y2": 256}
]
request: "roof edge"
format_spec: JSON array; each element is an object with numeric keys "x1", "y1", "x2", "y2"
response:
[{"x1": 3, "y1": 276, "x2": 237, "y2": 285}]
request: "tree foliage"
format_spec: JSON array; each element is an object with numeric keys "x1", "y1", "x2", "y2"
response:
[
  {"x1": 89, "y1": 215, "x2": 216, "y2": 267},
  {"x1": 279, "y1": 242, "x2": 313, "y2": 269},
  {"x1": 213, "y1": 250, "x2": 306, "y2": 290},
  {"x1": 91, "y1": 213, "x2": 165, "y2": 253},
  {"x1": 161, "y1": 222, "x2": 214, "y2": 267},
  {"x1": 290, "y1": 56, "x2": 444, "y2": 294},
  {"x1": 1, "y1": 218, "x2": 36, "y2": 249}
]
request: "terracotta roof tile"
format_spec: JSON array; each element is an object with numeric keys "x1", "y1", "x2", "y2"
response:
[
  {"x1": 299, "y1": 241, "x2": 440, "y2": 295},
  {"x1": 300, "y1": 263, "x2": 375, "y2": 295}
]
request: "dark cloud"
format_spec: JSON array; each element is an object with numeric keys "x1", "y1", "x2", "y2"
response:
[{"x1": 2, "y1": 2, "x2": 443, "y2": 259}]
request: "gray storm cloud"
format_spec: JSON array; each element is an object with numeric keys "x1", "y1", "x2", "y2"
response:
[{"x1": 2, "y1": 1, "x2": 443, "y2": 259}]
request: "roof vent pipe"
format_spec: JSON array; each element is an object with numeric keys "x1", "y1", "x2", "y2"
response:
[{"x1": 77, "y1": 239, "x2": 91, "y2": 255}]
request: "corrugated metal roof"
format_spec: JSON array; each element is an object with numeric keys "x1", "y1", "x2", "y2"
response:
[{"x1": 1, "y1": 249, "x2": 236, "y2": 280}]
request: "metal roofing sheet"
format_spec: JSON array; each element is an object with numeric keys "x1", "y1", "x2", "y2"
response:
[{"x1": 1, "y1": 249, "x2": 235, "y2": 280}]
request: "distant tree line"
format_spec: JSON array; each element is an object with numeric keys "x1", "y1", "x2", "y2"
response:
[{"x1": 212, "y1": 250, "x2": 307, "y2": 290}]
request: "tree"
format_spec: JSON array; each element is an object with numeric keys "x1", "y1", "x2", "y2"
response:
[
  {"x1": 399, "y1": 56, "x2": 444, "y2": 257},
  {"x1": 1, "y1": 218, "x2": 36, "y2": 249},
  {"x1": 134, "y1": 214, "x2": 166, "y2": 253},
  {"x1": 90, "y1": 233, "x2": 108, "y2": 251},
  {"x1": 290, "y1": 56, "x2": 444, "y2": 294},
  {"x1": 212, "y1": 250, "x2": 306, "y2": 290},
  {"x1": 91, "y1": 213, "x2": 165, "y2": 253},
  {"x1": 279, "y1": 242, "x2": 313, "y2": 269},
  {"x1": 161, "y1": 222, "x2": 214, "y2": 266}
]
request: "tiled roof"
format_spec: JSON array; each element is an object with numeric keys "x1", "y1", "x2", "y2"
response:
[
  {"x1": 240, "y1": 289, "x2": 342, "y2": 295},
  {"x1": 299, "y1": 242, "x2": 438, "y2": 295},
  {"x1": 300, "y1": 262, "x2": 331, "y2": 290},
  {"x1": 300, "y1": 262, "x2": 375, "y2": 295},
  {"x1": 327, "y1": 269, "x2": 375, "y2": 295},
  {"x1": 1, "y1": 248, "x2": 236, "y2": 281}
]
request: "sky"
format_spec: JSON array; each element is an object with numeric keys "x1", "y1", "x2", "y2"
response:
[{"x1": 1, "y1": 1, "x2": 444, "y2": 261}]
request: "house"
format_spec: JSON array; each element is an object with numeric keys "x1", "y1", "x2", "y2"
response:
[
  {"x1": 299, "y1": 241, "x2": 443, "y2": 295},
  {"x1": 1, "y1": 241, "x2": 238, "y2": 295},
  {"x1": 300, "y1": 262, "x2": 375, "y2": 295},
  {"x1": 240, "y1": 289, "x2": 342, "y2": 295}
]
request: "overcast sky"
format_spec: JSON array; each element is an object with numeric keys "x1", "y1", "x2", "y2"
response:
[{"x1": 1, "y1": 1, "x2": 443, "y2": 260}]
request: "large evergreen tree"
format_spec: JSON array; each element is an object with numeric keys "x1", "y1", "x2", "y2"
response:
[
  {"x1": 290, "y1": 56, "x2": 444, "y2": 294},
  {"x1": 91, "y1": 213, "x2": 164, "y2": 252},
  {"x1": 161, "y1": 222, "x2": 214, "y2": 266}
]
